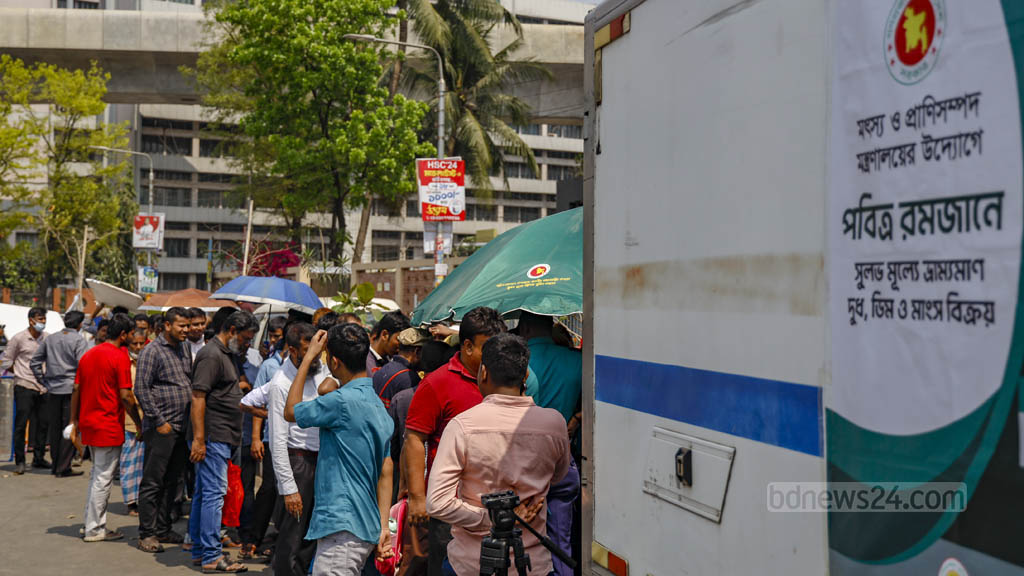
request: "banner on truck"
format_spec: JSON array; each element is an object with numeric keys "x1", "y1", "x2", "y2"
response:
[
  {"x1": 828, "y1": 0, "x2": 1024, "y2": 572},
  {"x1": 133, "y1": 213, "x2": 165, "y2": 250},
  {"x1": 417, "y1": 158, "x2": 466, "y2": 222}
]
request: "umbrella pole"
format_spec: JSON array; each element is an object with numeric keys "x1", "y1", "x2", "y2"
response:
[{"x1": 258, "y1": 305, "x2": 271, "y2": 350}]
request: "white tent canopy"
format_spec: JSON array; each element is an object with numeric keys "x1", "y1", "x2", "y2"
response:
[{"x1": 0, "y1": 303, "x2": 65, "y2": 336}]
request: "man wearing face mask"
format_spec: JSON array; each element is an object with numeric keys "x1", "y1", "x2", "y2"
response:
[
  {"x1": 189, "y1": 310, "x2": 258, "y2": 573},
  {"x1": 31, "y1": 310, "x2": 88, "y2": 477},
  {"x1": 120, "y1": 328, "x2": 149, "y2": 516},
  {"x1": 0, "y1": 307, "x2": 50, "y2": 475},
  {"x1": 266, "y1": 322, "x2": 327, "y2": 576}
]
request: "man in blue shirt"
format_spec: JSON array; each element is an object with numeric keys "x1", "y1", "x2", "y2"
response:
[
  {"x1": 517, "y1": 312, "x2": 582, "y2": 576},
  {"x1": 284, "y1": 323, "x2": 395, "y2": 576}
]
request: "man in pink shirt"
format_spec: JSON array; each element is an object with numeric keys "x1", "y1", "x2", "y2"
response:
[{"x1": 426, "y1": 333, "x2": 570, "y2": 576}]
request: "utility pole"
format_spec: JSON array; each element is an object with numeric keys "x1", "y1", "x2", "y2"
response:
[{"x1": 75, "y1": 226, "x2": 89, "y2": 311}]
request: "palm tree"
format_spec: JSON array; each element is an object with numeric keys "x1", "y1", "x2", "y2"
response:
[{"x1": 400, "y1": 0, "x2": 551, "y2": 195}]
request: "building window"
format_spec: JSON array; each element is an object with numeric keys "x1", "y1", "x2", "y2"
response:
[
  {"x1": 165, "y1": 221, "x2": 191, "y2": 231},
  {"x1": 197, "y1": 190, "x2": 222, "y2": 208},
  {"x1": 14, "y1": 232, "x2": 39, "y2": 247},
  {"x1": 371, "y1": 245, "x2": 400, "y2": 261},
  {"x1": 502, "y1": 191, "x2": 545, "y2": 202},
  {"x1": 371, "y1": 202, "x2": 401, "y2": 217},
  {"x1": 547, "y1": 124, "x2": 583, "y2": 139},
  {"x1": 504, "y1": 206, "x2": 540, "y2": 223},
  {"x1": 466, "y1": 204, "x2": 497, "y2": 221},
  {"x1": 406, "y1": 199, "x2": 420, "y2": 217},
  {"x1": 142, "y1": 117, "x2": 193, "y2": 131},
  {"x1": 221, "y1": 224, "x2": 245, "y2": 234},
  {"x1": 545, "y1": 150, "x2": 577, "y2": 160},
  {"x1": 199, "y1": 139, "x2": 234, "y2": 158},
  {"x1": 372, "y1": 230, "x2": 402, "y2": 240},
  {"x1": 144, "y1": 186, "x2": 191, "y2": 207},
  {"x1": 198, "y1": 173, "x2": 235, "y2": 183},
  {"x1": 159, "y1": 273, "x2": 189, "y2": 291},
  {"x1": 164, "y1": 238, "x2": 191, "y2": 258},
  {"x1": 546, "y1": 165, "x2": 577, "y2": 181},
  {"x1": 154, "y1": 170, "x2": 192, "y2": 182},
  {"x1": 197, "y1": 239, "x2": 215, "y2": 259},
  {"x1": 194, "y1": 274, "x2": 208, "y2": 291},
  {"x1": 504, "y1": 162, "x2": 537, "y2": 180},
  {"x1": 141, "y1": 134, "x2": 192, "y2": 156},
  {"x1": 73, "y1": 0, "x2": 100, "y2": 8},
  {"x1": 514, "y1": 124, "x2": 542, "y2": 135}
]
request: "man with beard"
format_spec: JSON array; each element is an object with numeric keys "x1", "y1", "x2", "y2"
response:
[
  {"x1": 188, "y1": 310, "x2": 258, "y2": 573},
  {"x1": 266, "y1": 322, "x2": 327, "y2": 576},
  {"x1": 135, "y1": 307, "x2": 193, "y2": 553}
]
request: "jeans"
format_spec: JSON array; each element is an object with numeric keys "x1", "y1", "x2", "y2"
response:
[
  {"x1": 84, "y1": 445, "x2": 122, "y2": 538},
  {"x1": 546, "y1": 457, "x2": 580, "y2": 576},
  {"x1": 189, "y1": 441, "x2": 231, "y2": 566},
  {"x1": 138, "y1": 427, "x2": 188, "y2": 539},
  {"x1": 12, "y1": 384, "x2": 48, "y2": 465}
]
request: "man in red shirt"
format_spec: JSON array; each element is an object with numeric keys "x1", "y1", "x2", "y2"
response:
[
  {"x1": 71, "y1": 313, "x2": 143, "y2": 543},
  {"x1": 403, "y1": 307, "x2": 506, "y2": 576}
]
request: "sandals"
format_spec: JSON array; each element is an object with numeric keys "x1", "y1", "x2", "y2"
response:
[
  {"x1": 202, "y1": 556, "x2": 248, "y2": 573},
  {"x1": 237, "y1": 544, "x2": 256, "y2": 560},
  {"x1": 221, "y1": 535, "x2": 242, "y2": 549},
  {"x1": 138, "y1": 537, "x2": 165, "y2": 553},
  {"x1": 84, "y1": 529, "x2": 124, "y2": 542}
]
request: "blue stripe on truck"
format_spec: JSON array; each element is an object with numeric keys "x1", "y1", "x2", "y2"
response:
[{"x1": 595, "y1": 355, "x2": 823, "y2": 457}]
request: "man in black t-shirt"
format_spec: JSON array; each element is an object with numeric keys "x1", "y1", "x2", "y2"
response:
[{"x1": 188, "y1": 310, "x2": 257, "y2": 573}]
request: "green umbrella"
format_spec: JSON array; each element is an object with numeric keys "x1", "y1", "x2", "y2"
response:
[{"x1": 411, "y1": 207, "x2": 582, "y2": 325}]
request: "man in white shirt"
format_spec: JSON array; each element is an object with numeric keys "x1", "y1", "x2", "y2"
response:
[
  {"x1": 266, "y1": 322, "x2": 331, "y2": 576},
  {"x1": 186, "y1": 308, "x2": 207, "y2": 362}
]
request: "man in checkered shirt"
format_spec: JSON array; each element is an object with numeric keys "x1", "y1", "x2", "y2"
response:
[{"x1": 133, "y1": 306, "x2": 193, "y2": 553}]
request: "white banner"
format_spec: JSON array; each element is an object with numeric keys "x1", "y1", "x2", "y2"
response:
[
  {"x1": 829, "y1": 0, "x2": 1022, "y2": 435},
  {"x1": 133, "y1": 213, "x2": 165, "y2": 250}
]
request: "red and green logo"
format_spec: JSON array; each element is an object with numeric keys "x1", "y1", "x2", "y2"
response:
[
  {"x1": 527, "y1": 264, "x2": 551, "y2": 279},
  {"x1": 885, "y1": 0, "x2": 945, "y2": 85}
]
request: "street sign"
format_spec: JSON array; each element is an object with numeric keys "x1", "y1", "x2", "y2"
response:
[
  {"x1": 133, "y1": 213, "x2": 165, "y2": 250},
  {"x1": 138, "y1": 266, "x2": 159, "y2": 294},
  {"x1": 417, "y1": 158, "x2": 466, "y2": 222}
]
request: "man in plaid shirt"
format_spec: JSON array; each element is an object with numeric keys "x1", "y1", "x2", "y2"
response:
[{"x1": 134, "y1": 306, "x2": 193, "y2": 553}]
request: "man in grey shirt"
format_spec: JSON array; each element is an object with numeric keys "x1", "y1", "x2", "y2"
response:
[{"x1": 31, "y1": 310, "x2": 88, "y2": 477}]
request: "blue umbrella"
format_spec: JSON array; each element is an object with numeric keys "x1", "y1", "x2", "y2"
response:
[{"x1": 212, "y1": 276, "x2": 322, "y2": 315}]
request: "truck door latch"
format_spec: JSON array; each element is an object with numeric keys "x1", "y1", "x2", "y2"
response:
[{"x1": 675, "y1": 447, "x2": 692, "y2": 487}]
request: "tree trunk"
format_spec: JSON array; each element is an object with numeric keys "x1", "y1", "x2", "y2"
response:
[
  {"x1": 351, "y1": 198, "x2": 372, "y2": 266},
  {"x1": 387, "y1": 1, "x2": 408, "y2": 102}
]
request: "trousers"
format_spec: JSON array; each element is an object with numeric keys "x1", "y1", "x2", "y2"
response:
[
  {"x1": 48, "y1": 393, "x2": 74, "y2": 475},
  {"x1": 273, "y1": 449, "x2": 317, "y2": 576},
  {"x1": 84, "y1": 445, "x2": 122, "y2": 538},
  {"x1": 138, "y1": 427, "x2": 188, "y2": 539},
  {"x1": 12, "y1": 385, "x2": 48, "y2": 465}
]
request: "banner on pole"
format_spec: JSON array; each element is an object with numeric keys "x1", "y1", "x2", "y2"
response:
[
  {"x1": 133, "y1": 213, "x2": 165, "y2": 250},
  {"x1": 417, "y1": 158, "x2": 466, "y2": 222},
  {"x1": 138, "y1": 266, "x2": 159, "y2": 294},
  {"x1": 423, "y1": 221, "x2": 453, "y2": 255}
]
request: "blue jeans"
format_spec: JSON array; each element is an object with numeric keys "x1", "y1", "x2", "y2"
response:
[
  {"x1": 546, "y1": 457, "x2": 580, "y2": 576},
  {"x1": 188, "y1": 441, "x2": 231, "y2": 565}
]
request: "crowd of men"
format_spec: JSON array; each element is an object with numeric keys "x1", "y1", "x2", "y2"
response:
[{"x1": 1, "y1": 302, "x2": 583, "y2": 576}]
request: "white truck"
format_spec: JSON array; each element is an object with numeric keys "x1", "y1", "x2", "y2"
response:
[{"x1": 583, "y1": 1, "x2": 1024, "y2": 574}]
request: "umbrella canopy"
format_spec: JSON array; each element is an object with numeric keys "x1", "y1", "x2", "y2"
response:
[
  {"x1": 138, "y1": 289, "x2": 239, "y2": 312},
  {"x1": 411, "y1": 207, "x2": 582, "y2": 325},
  {"x1": 86, "y1": 278, "x2": 144, "y2": 311},
  {"x1": 212, "y1": 276, "x2": 323, "y2": 315}
]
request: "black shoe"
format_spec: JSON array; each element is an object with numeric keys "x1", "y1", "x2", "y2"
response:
[
  {"x1": 31, "y1": 459, "x2": 51, "y2": 469},
  {"x1": 57, "y1": 470, "x2": 84, "y2": 478},
  {"x1": 157, "y1": 531, "x2": 185, "y2": 544},
  {"x1": 14, "y1": 463, "x2": 25, "y2": 475}
]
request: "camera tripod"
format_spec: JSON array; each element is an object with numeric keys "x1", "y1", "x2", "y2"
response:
[{"x1": 479, "y1": 491, "x2": 577, "y2": 576}]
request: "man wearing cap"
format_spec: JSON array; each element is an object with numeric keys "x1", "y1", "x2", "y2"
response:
[{"x1": 372, "y1": 328, "x2": 428, "y2": 411}]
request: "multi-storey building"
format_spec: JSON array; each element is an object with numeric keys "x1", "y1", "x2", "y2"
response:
[{"x1": 0, "y1": 0, "x2": 589, "y2": 295}]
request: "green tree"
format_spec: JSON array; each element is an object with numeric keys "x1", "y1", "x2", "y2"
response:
[
  {"x1": 20, "y1": 62, "x2": 134, "y2": 301},
  {"x1": 193, "y1": 0, "x2": 434, "y2": 263},
  {"x1": 0, "y1": 55, "x2": 42, "y2": 243},
  {"x1": 401, "y1": 0, "x2": 551, "y2": 194}
]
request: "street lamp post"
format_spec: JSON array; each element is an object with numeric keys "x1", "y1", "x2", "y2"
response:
[
  {"x1": 90, "y1": 145, "x2": 155, "y2": 265},
  {"x1": 343, "y1": 34, "x2": 449, "y2": 287}
]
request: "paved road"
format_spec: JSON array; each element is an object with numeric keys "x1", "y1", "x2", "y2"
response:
[{"x1": 0, "y1": 459, "x2": 271, "y2": 575}]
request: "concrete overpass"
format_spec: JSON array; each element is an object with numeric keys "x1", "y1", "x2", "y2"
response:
[{"x1": 0, "y1": 7, "x2": 584, "y2": 121}]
